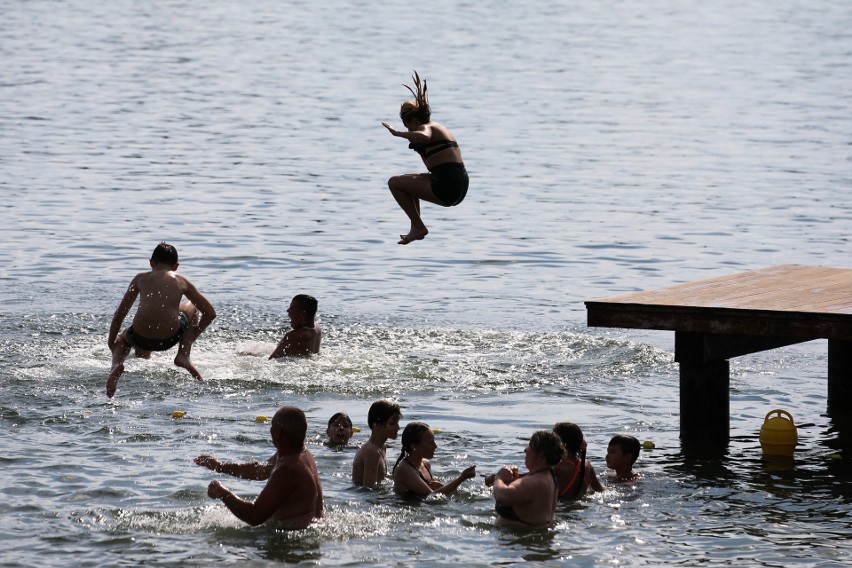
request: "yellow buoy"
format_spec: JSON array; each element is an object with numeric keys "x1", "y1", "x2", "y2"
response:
[
  {"x1": 759, "y1": 409, "x2": 797, "y2": 457},
  {"x1": 255, "y1": 415, "x2": 268, "y2": 423},
  {"x1": 172, "y1": 410, "x2": 186, "y2": 419},
  {"x1": 351, "y1": 426, "x2": 361, "y2": 432},
  {"x1": 642, "y1": 440, "x2": 655, "y2": 449}
]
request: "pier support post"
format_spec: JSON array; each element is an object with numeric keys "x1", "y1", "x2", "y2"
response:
[
  {"x1": 678, "y1": 360, "x2": 730, "y2": 454},
  {"x1": 675, "y1": 331, "x2": 731, "y2": 454},
  {"x1": 828, "y1": 339, "x2": 852, "y2": 414}
]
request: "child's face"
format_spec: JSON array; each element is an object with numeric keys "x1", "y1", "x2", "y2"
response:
[
  {"x1": 381, "y1": 414, "x2": 401, "y2": 440},
  {"x1": 413, "y1": 429, "x2": 438, "y2": 459},
  {"x1": 606, "y1": 444, "x2": 631, "y2": 471},
  {"x1": 326, "y1": 418, "x2": 353, "y2": 446}
]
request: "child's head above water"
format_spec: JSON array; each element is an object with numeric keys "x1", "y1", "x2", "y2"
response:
[
  {"x1": 367, "y1": 399, "x2": 402, "y2": 429},
  {"x1": 608, "y1": 434, "x2": 641, "y2": 465},
  {"x1": 150, "y1": 242, "x2": 178, "y2": 266},
  {"x1": 553, "y1": 421, "x2": 586, "y2": 454},
  {"x1": 326, "y1": 412, "x2": 354, "y2": 446},
  {"x1": 606, "y1": 434, "x2": 641, "y2": 479}
]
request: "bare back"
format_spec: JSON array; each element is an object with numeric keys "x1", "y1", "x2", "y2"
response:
[
  {"x1": 128, "y1": 269, "x2": 188, "y2": 338},
  {"x1": 495, "y1": 469, "x2": 558, "y2": 527},
  {"x1": 420, "y1": 121, "x2": 463, "y2": 170},
  {"x1": 265, "y1": 449, "x2": 324, "y2": 529},
  {"x1": 270, "y1": 324, "x2": 322, "y2": 359}
]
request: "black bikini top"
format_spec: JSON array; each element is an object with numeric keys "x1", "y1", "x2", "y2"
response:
[
  {"x1": 405, "y1": 458, "x2": 434, "y2": 484},
  {"x1": 409, "y1": 139, "x2": 459, "y2": 159}
]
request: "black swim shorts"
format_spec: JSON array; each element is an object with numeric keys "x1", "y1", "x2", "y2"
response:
[
  {"x1": 126, "y1": 312, "x2": 188, "y2": 352},
  {"x1": 429, "y1": 162, "x2": 469, "y2": 207}
]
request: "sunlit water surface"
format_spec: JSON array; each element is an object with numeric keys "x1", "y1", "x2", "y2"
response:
[{"x1": 2, "y1": 0, "x2": 851, "y2": 566}]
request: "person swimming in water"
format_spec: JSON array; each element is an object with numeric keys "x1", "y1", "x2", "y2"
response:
[
  {"x1": 269, "y1": 294, "x2": 321, "y2": 359},
  {"x1": 605, "y1": 434, "x2": 642, "y2": 483},
  {"x1": 197, "y1": 406, "x2": 323, "y2": 529},
  {"x1": 382, "y1": 71, "x2": 468, "y2": 245},
  {"x1": 486, "y1": 430, "x2": 565, "y2": 527},
  {"x1": 352, "y1": 400, "x2": 402, "y2": 486},
  {"x1": 392, "y1": 422, "x2": 476, "y2": 498},
  {"x1": 552, "y1": 422, "x2": 604, "y2": 498},
  {"x1": 325, "y1": 412, "x2": 355, "y2": 448}
]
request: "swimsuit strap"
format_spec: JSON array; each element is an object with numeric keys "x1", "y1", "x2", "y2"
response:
[
  {"x1": 422, "y1": 140, "x2": 458, "y2": 158},
  {"x1": 559, "y1": 455, "x2": 586, "y2": 497},
  {"x1": 405, "y1": 458, "x2": 433, "y2": 483}
]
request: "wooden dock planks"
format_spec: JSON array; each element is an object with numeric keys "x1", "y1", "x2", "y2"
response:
[
  {"x1": 586, "y1": 265, "x2": 852, "y2": 339},
  {"x1": 584, "y1": 265, "x2": 852, "y2": 453}
]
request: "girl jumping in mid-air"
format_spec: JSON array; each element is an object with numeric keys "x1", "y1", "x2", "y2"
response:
[{"x1": 382, "y1": 71, "x2": 468, "y2": 245}]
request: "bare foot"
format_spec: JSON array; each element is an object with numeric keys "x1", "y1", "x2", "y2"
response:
[
  {"x1": 175, "y1": 355, "x2": 202, "y2": 380},
  {"x1": 106, "y1": 364, "x2": 124, "y2": 398},
  {"x1": 399, "y1": 228, "x2": 428, "y2": 245}
]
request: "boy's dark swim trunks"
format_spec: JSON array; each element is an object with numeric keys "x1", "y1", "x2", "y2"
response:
[{"x1": 126, "y1": 312, "x2": 188, "y2": 351}]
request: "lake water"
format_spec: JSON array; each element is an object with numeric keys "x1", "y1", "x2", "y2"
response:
[{"x1": 2, "y1": 0, "x2": 851, "y2": 565}]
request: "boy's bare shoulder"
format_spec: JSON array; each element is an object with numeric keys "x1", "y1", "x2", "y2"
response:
[{"x1": 353, "y1": 442, "x2": 381, "y2": 461}]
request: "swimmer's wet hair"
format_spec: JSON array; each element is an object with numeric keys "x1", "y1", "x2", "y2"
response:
[
  {"x1": 367, "y1": 399, "x2": 402, "y2": 429},
  {"x1": 399, "y1": 70, "x2": 430, "y2": 124},
  {"x1": 327, "y1": 412, "x2": 352, "y2": 429},
  {"x1": 529, "y1": 430, "x2": 566, "y2": 466},
  {"x1": 293, "y1": 294, "x2": 318, "y2": 319},
  {"x1": 271, "y1": 406, "x2": 308, "y2": 446},
  {"x1": 609, "y1": 434, "x2": 641, "y2": 465},
  {"x1": 553, "y1": 422, "x2": 585, "y2": 454},
  {"x1": 151, "y1": 242, "x2": 178, "y2": 265},
  {"x1": 393, "y1": 421, "x2": 431, "y2": 475}
]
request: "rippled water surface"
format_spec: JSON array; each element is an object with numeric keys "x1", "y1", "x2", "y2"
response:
[{"x1": 2, "y1": 0, "x2": 851, "y2": 566}]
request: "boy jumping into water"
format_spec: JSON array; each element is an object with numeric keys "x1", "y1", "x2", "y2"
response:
[{"x1": 106, "y1": 242, "x2": 216, "y2": 398}]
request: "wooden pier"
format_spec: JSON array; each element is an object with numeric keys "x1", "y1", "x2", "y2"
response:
[{"x1": 585, "y1": 265, "x2": 852, "y2": 453}]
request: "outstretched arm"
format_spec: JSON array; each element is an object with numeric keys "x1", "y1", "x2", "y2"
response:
[
  {"x1": 382, "y1": 122, "x2": 432, "y2": 144},
  {"x1": 207, "y1": 475, "x2": 291, "y2": 527},
  {"x1": 195, "y1": 454, "x2": 276, "y2": 481},
  {"x1": 433, "y1": 465, "x2": 477, "y2": 495}
]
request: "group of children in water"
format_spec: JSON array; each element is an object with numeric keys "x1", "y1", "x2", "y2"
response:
[
  {"x1": 107, "y1": 243, "x2": 640, "y2": 528},
  {"x1": 102, "y1": 70, "x2": 641, "y2": 529},
  {"x1": 193, "y1": 401, "x2": 641, "y2": 529}
]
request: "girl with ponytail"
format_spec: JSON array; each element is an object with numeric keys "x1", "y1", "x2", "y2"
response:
[
  {"x1": 382, "y1": 71, "x2": 469, "y2": 245},
  {"x1": 392, "y1": 422, "x2": 477, "y2": 498},
  {"x1": 552, "y1": 422, "x2": 604, "y2": 498}
]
